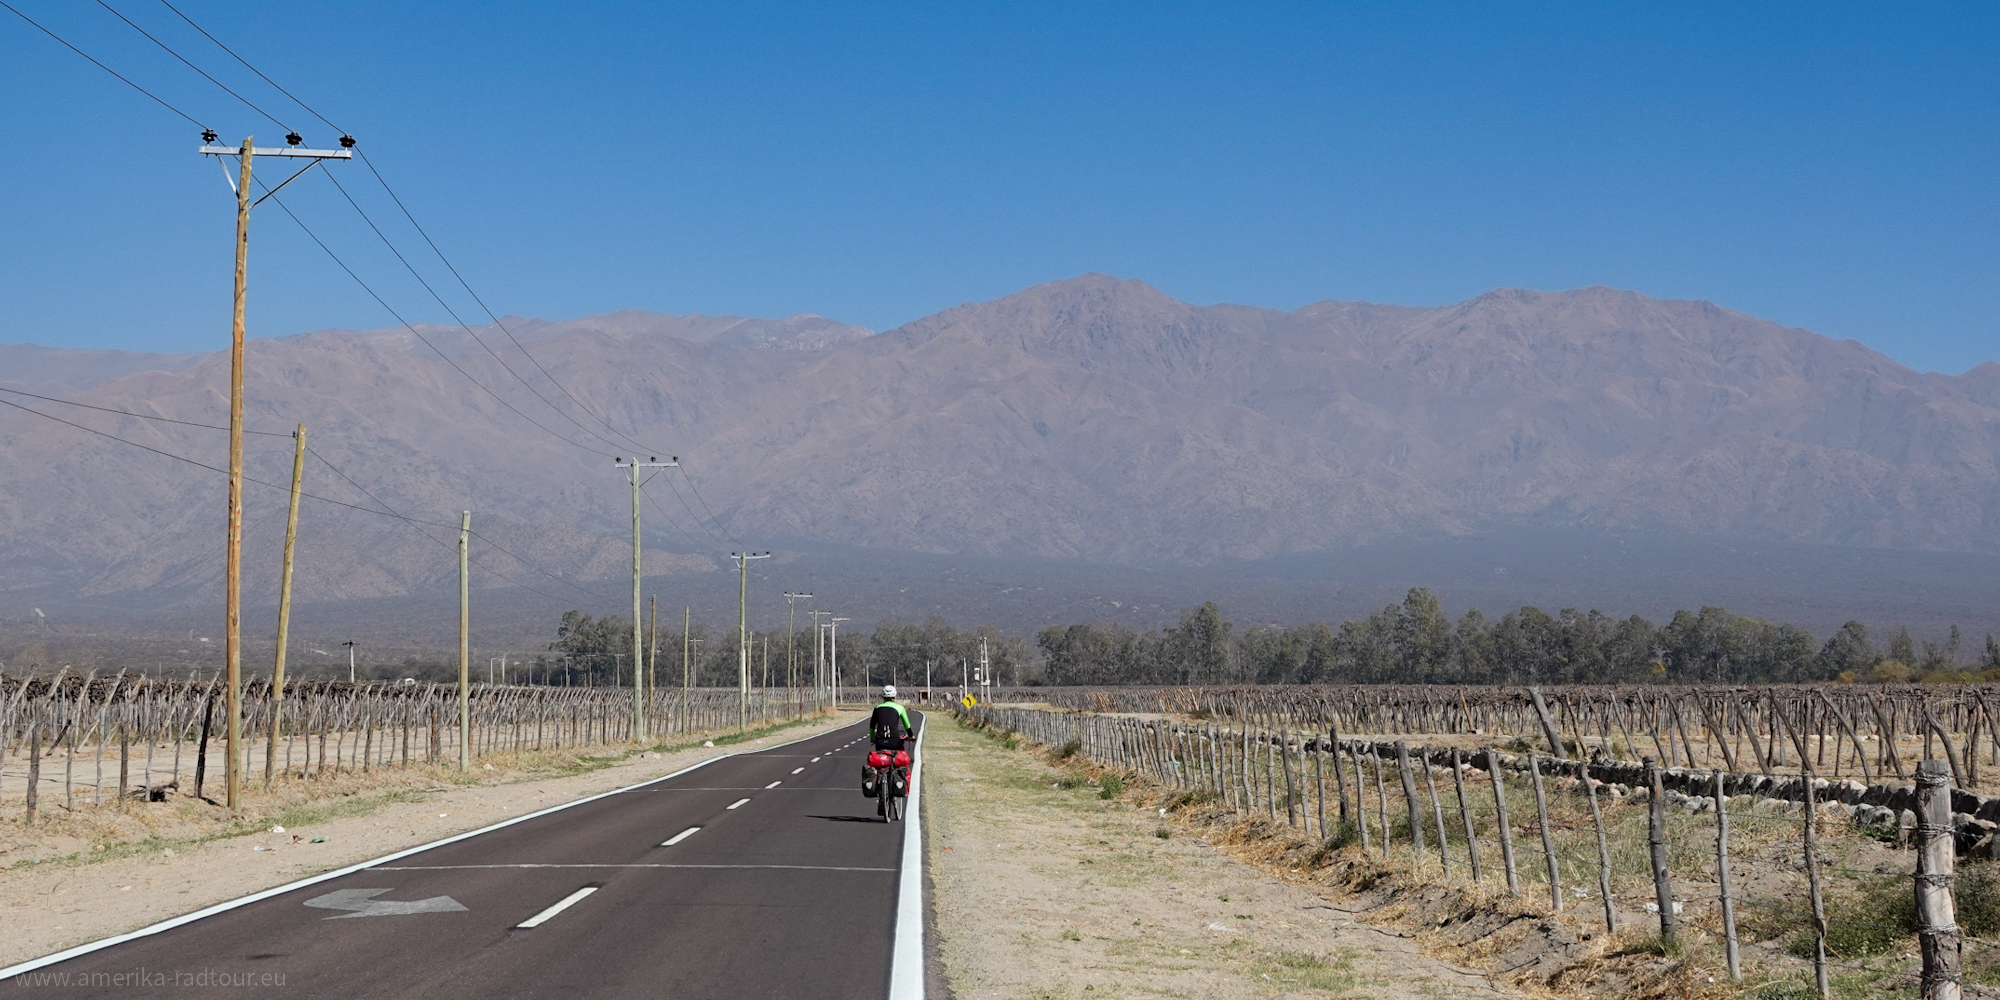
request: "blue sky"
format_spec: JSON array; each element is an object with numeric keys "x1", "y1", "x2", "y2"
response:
[{"x1": 3, "y1": 1, "x2": 1997, "y2": 373}]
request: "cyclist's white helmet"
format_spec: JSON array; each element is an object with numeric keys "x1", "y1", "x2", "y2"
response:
[{"x1": 882, "y1": 685, "x2": 898, "y2": 700}]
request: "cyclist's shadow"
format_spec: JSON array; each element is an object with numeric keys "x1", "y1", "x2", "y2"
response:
[{"x1": 806, "y1": 814, "x2": 889, "y2": 823}]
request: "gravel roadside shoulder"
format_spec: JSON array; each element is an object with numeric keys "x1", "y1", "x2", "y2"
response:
[
  {"x1": 925, "y1": 714, "x2": 1514, "y2": 1000},
  {"x1": 0, "y1": 711, "x2": 860, "y2": 969}
]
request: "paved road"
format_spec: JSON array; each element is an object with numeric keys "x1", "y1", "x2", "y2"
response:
[{"x1": 12, "y1": 716, "x2": 922, "y2": 999}]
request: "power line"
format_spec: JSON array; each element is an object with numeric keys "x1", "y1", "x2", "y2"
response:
[
  {"x1": 354, "y1": 149, "x2": 667, "y2": 460},
  {"x1": 139, "y1": 0, "x2": 678, "y2": 461},
  {"x1": 92, "y1": 0, "x2": 290, "y2": 132},
  {"x1": 0, "y1": 0, "x2": 209, "y2": 129},
  {"x1": 252, "y1": 179, "x2": 618, "y2": 458},
  {"x1": 157, "y1": 0, "x2": 342, "y2": 136},
  {"x1": 317, "y1": 168, "x2": 636, "y2": 454},
  {"x1": 125, "y1": 5, "x2": 743, "y2": 556},
  {"x1": 677, "y1": 465, "x2": 741, "y2": 546},
  {"x1": 0, "y1": 385, "x2": 291, "y2": 436},
  {"x1": 656, "y1": 465, "x2": 732, "y2": 547},
  {"x1": 640, "y1": 477, "x2": 718, "y2": 550},
  {"x1": 304, "y1": 444, "x2": 612, "y2": 600},
  {"x1": 0, "y1": 392, "x2": 611, "y2": 607},
  {"x1": 0, "y1": 393, "x2": 450, "y2": 524},
  {"x1": 305, "y1": 455, "x2": 573, "y2": 606},
  {"x1": 4, "y1": 4, "x2": 627, "y2": 611}
]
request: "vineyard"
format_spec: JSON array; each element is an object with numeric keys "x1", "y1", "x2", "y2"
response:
[
  {"x1": 1005, "y1": 683, "x2": 2000, "y2": 790},
  {"x1": 0, "y1": 670, "x2": 826, "y2": 821},
  {"x1": 966, "y1": 684, "x2": 2000, "y2": 998}
]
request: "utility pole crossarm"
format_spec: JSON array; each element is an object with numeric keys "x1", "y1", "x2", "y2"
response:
[{"x1": 200, "y1": 145, "x2": 353, "y2": 158}]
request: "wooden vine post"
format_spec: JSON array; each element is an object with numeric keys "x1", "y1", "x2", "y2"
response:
[
  {"x1": 1395, "y1": 741, "x2": 1427, "y2": 858},
  {"x1": 1915, "y1": 760, "x2": 1962, "y2": 1000},
  {"x1": 1581, "y1": 757, "x2": 1616, "y2": 933},
  {"x1": 1714, "y1": 768, "x2": 1741, "y2": 981},
  {"x1": 1645, "y1": 757, "x2": 1675, "y2": 945},
  {"x1": 1527, "y1": 753, "x2": 1562, "y2": 912},
  {"x1": 1484, "y1": 747, "x2": 1520, "y2": 894}
]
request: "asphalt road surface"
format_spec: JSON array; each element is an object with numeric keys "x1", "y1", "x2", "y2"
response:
[{"x1": 9, "y1": 715, "x2": 924, "y2": 999}]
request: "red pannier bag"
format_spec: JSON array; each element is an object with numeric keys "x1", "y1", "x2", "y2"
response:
[
  {"x1": 867, "y1": 750, "x2": 894, "y2": 768},
  {"x1": 892, "y1": 750, "x2": 912, "y2": 767}
]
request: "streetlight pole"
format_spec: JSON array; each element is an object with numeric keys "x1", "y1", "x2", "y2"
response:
[
  {"x1": 202, "y1": 135, "x2": 351, "y2": 811},
  {"x1": 810, "y1": 610, "x2": 828, "y2": 708},
  {"x1": 731, "y1": 552, "x2": 771, "y2": 729},
  {"x1": 828, "y1": 617, "x2": 850, "y2": 709},
  {"x1": 341, "y1": 640, "x2": 356, "y2": 684}
]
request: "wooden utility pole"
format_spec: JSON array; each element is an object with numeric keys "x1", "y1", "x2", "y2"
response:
[
  {"x1": 199, "y1": 135, "x2": 350, "y2": 812},
  {"x1": 616, "y1": 458, "x2": 675, "y2": 740},
  {"x1": 223, "y1": 137, "x2": 251, "y2": 813},
  {"x1": 732, "y1": 551, "x2": 771, "y2": 729},
  {"x1": 784, "y1": 592, "x2": 812, "y2": 700},
  {"x1": 458, "y1": 510, "x2": 470, "y2": 770},
  {"x1": 265, "y1": 424, "x2": 305, "y2": 789}
]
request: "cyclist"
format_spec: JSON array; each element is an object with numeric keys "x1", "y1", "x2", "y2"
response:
[{"x1": 870, "y1": 685, "x2": 914, "y2": 752}]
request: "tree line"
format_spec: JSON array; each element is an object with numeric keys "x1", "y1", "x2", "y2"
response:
[
  {"x1": 544, "y1": 611, "x2": 1033, "y2": 691},
  {"x1": 1035, "y1": 589, "x2": 2000, "y2": 687}
]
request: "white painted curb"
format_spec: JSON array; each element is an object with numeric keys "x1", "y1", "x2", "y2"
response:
[
  {"x1": 0, "y1": 720, "x2": 853, "y2": 979},
  {"x1": 888, "y1": 711, "x2": 927, "y2": 1000}
]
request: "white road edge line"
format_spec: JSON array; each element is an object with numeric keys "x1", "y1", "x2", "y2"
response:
[
  {"x1": 889, "y1": 711, "x2": 928, "y2": 1000},
  {"x1": 374, "y1": 863, "x2": 896, "y2": 872},
  {"x1": 515, "y1": 886, "x2": 597, "y2": 929},
  {"x1": 0, "y1": 720, "x2": 865, "y2": 980},
  {"x1": 765, "y1": 781, "x2": 782, "y2": 789},
  {"x1": 661, "y1": 827, "x2": 701, "y2": 846},
  {"x1": 726, "y1": 798, "x2": 751, "y2": 810}
]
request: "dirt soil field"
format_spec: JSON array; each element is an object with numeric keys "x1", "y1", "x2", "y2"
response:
[
  {"x1": 0, "y1": 711, "x2": 859, "y2": 970},
  {"x1": 925, "y1": 713, "x2": 1515, "y2": 1000}
]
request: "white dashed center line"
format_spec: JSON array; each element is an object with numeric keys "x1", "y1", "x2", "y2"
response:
[
  {"x1": 516, "y1": 886, "x2": 598, "y2": 929},
  {"x1": 765, "y1": 781, "x2": 782, "y2": 789},
  {"x1": 661, "y1": 827, "x2": 701, "y2": 847},
  {"x1": 791, "y1": 767, "x2": 805, "y2": 774},
  {"x1": 811, "y1": 757, "x2": 821, "y2": 763},
  {"x1": 727, "y1": 798, "x2": 751, "y2": 810}
]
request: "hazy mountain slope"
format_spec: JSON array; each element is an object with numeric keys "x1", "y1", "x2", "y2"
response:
[
  {"x1": 0, "y1": 313, "x2": 844, "y2": 605},
  {"x1": 0, "y1": 343, "x2": 203, "y2": 394},
  {"x1": 2, "y1": 279, "x2": 1997, "y2": 618},
  {"x1": 691, "y1": 275, "x2": 2000, "y2": 557}
]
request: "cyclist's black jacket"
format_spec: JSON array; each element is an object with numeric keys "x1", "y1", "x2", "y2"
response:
[{"x1": 870, "y1": 702, "x2": 913, "y2": 751}]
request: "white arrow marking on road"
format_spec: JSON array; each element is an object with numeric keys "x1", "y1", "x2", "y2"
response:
[{"x1": 303, "y1": 888, "x2": 468, "y2": 919}]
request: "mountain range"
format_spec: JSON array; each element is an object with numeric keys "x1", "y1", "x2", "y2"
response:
[{"x1": 4, "y1": 275, "x2": 1998, "y2": 649}]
